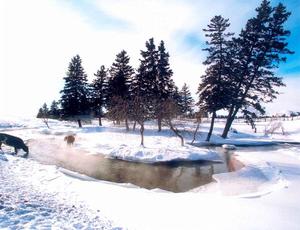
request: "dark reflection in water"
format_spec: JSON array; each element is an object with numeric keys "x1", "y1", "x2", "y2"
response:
[{"x1": 28, "y1": 139, "x2": 239, "y2": 192}]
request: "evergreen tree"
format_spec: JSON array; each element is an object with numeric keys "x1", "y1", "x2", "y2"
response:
[
  {"x1": 171, "y1": 85, "x2": 183, "y2": 111},
  {"x1": 37, "y1": 103, "x2": 50, "y2": 128},
  {"x1": 129, "y1": 58, "x2": 152, "y2": 125},
  {"x1": 137, "y1": 38, "x2": 159, "y2": 107},
  {"x1": 179, "y1": 83, "x2": 194, "y2": 116},
  {"x1": 108, "y1": 50, "x2": 134, "y2": 100},
  {"x1": 91, "y1": 65, "x2": 109, "y2": 126},
  {"x1": 49, "y1": 100, "x2": 60, "y2": 119},
  {"x1": 156, "y1": 40, "x2": 175, "y2": 131},
  {"x1": 221, "y1": 0, "x2": 293, "y2": 138},
  {"x1": 106, "y1": 50, "x2": 134, "y2": 130},
  {"x1": 37, "y1": 103, "x2": 49, "y2": 118},
  {"x1": 197, "y1": 15, "x2": 234, "y2": 141},
  {"x1": 157, "y1": 40, "x2": 174, "y2": 99},
  {"x1": 60, "y1": 55, "x2": 90, "y2": 127},
  {"x1": 128, "y1": 38, "x2": 159, "y2": 143},
  {"x1": 37, "y1": 108, "x2": 44, "y2": 119}
]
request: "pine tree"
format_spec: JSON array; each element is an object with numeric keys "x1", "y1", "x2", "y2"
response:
[
  {"x1": 128, "y1": 38, "x2": 159, "y2": 144},
  {"x1": 138, "y1": 38, "x2": 159, "y2": 106},
  {"x1": 128, "y1": 59, "x2": 150, "y2": 144},
  {"x1": 128, "y1": 38, "x2": 159, "y2": 127},
  {"x1": 221, "y1": 0, "x2": 293, "y2": 138},
  {"x1": 197, "y1": 15, "x2": 234, "y2": 141},
  {"x1": 49, "y1": 100, "x2": 60, "y2": 119},
  {"x1": 60, "y1": 55, "x2": 90, "y2": 127},
  {"x1": 107, "y1": 50, "x2": 134, "y2": 129},
  {"x1": 37, "y1": 103, "x2": 50, "y2": 128},
  {"x1": 37, "y1": 103, "x2": 49, "y2": 118},
  {"x1": 91, "y1": 65, "x2": 109, "y2": 126},
  {"x1": 108, "y1": 50, "x2": 134, "y2": 100},
  {"x1": 156, "y1": 40, "x2": 175, "y2": 131},
  {"x1": 171, "y1": 85, "x2": 182, "y2": 111},
  {"x1": 157, "y1": 40, "x2": 174, "y2": 99},
  {"x1": 37, "y1": 108, "x2": 44, "y2": 119},
  {"x1": 179, "y1": 83, "x2": 194, "y2": 116}
]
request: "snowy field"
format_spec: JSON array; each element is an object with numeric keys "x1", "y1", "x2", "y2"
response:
[{"x1": 1, "y1": 117, "x2": 300, "y2": 229}]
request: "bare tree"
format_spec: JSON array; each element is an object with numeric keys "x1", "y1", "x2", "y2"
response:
[
  {"x1": 265, "y1": 121, "x2": 285, "y2": 135},
  {"x1": 129, "y1": 96, "x2": 149, "y2": 146},
  {"x1": 106, "y1": 96, "x2": 130, "y2": 131},
  {"x1": 37, "y1": 103, "x2": 50, "y2": 129},
  {"x1": 191, "y1": 111, "x2": 203, "y2": 144},
  {"x1": 161, "y1": 99, "x2": 184, "y2": 146}
]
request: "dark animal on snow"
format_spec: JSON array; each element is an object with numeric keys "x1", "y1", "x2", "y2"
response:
[
  {"x1": 0, "y1": 133, "x2": 29, "y2": 157},
  {"x1": 64, "y1": 135, "x2": 75, "y2": 145}
]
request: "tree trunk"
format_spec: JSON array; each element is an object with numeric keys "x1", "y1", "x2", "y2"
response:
[
  {"x1": 206, "y1": 111, "x2": 216, "y2": 142},
  {"x1": 222, "y1": 118, "x2": 232, "y2": 138},
  {"x1": 98, "y1": 117, "x2": 102, "y2": 126},
  {"x1": 125, "y1": 118, "x2": 130, "y2": 131},
  {"x1": 43, "y1": 118, "x2": 50, "y2": 129},
  {"x1": 157, "y1": 117, "x2": 162, "y2": 132},
  {"x1": 140, "y1": 123, "x2": 144, "y2": 146},
  {"x1": 133, "y1": 121, "x2": 136, "y2": 131},
  {"x1": 221, "y1": 114, "x2": 235, "y2": 138},
  {"x1": 222, "y1": 69, "x2": 258, "y2": 139},
  {"x1": 221, "y1": 104, "x2": 236, "y2": 138},
  {"x1": 221, "y1": 106, "x2": 240, "y2": 138},
  {"x1": 169, "y1": 119, "x2": 184, "y2": 146},
  {"x1": 191, "y1": 121, "x2": 200, "y2": 144},
  {"x1": 77, "y1": 119, "x2": 82, "y2": 128}
]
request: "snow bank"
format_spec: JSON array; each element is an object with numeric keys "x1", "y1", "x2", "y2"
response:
[
  {"x1": 2, "y1": 149, "x2": 299, "y2": 230},
  {"x1": 1, "y1": 117, "x2": 300, "y2": 229},
  {"x1": 0, "y1": 155, "x2": 120, "y2": 229},
  {"x1": 281, "y1": 146, "x2": 300, "y2": 160},
  {"x1": 222, "y1": 144, "x2": 236, "y2": 150},
  {"x1": 108, "y1": 144, "x2": 220, "y2": 163},
  {"x1": 212, "y1": 162, "x2": 288, "y2": 197},
  {"x1": 0, "y1": 154, "x2": 8, "y2": 161},
  {"x1": 0, "y1": 118, "x2": 26, "y2": 129}
]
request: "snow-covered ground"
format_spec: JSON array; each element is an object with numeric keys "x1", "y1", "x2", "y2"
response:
[
  {"x1": 0, "y1": 155, "x2": 116, "y2": 229},
  {"x1": 1, "y1": 117, "x2": 300, "y2": 229}
]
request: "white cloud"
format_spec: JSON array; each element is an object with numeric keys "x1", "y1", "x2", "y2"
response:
[
  {"x1": 265, "y1": 76, "x2": 300, "y2": 114},
  {"x1": 1, "y1": 0, "x2": 298, "y2": 117}
]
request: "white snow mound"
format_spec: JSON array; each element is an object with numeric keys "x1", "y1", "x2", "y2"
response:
[
  {"x1": 108, "y1": 144, "x2": 220, "y2": 163},
  {"x1": 213, "y1": 162, "x2": 288, "y2": 197}
]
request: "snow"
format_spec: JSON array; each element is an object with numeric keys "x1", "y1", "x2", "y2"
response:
[
  {"x1": 1, "y1": 117, "x2": 300, "y2": 229},
  {"x1": 212, "y1": 162, "x2": 288, "y2": 197},
  {"x1": 108, "y1": 144, "x2": 220, "y2": 163},
  {"x1": 0, "y1": 156, "x2": 117, "y2": 229},
  {"x1": 222, "y1": 144, "x2": 237, "y2": 150},
  {"x1": 0, "y1": 153, "x2": 8, "y2": 161}
]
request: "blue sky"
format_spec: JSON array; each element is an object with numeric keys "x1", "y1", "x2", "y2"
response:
[
  {"x1": 272, "y1": 0, "x2": 300, "y2": 76},
  {"x1": 1, "y1": 0, "x2": 299, "y2": 117}
]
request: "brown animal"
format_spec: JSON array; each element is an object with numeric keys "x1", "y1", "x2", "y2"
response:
[{"x1": 64, "y1": 135, "x2": 75, "y2": 145}]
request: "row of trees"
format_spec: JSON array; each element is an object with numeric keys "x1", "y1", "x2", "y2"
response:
[
  {"x1": 198, "y1": 0, "x2": 293, "y2": 141},
  {"x1": 37, "y1": 39, "x2": 195, "y2": 145},
  {"x1": 38, "y1": 0, "x2": 293, "y2": 144}
]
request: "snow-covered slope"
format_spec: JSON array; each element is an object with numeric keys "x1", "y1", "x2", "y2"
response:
[{"x1": 1, "y1": 117, "x2": 300, "y2": 229}]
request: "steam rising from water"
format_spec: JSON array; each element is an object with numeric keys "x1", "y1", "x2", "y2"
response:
[{"x1": 28, "y1": 138, "x2": 230, "y2": 192}]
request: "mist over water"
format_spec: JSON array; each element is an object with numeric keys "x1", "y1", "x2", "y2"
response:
[{"x1": 28, "y1": 138, "x2": 235, "y2": 192}]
